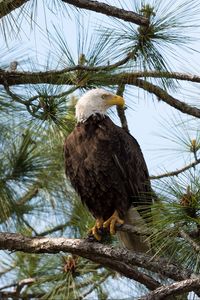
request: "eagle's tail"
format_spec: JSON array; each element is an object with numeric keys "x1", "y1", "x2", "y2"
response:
[{"x1": 118, "y1": 206, "x2": 151, "y2": 253}]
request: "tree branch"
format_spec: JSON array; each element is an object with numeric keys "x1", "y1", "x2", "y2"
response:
[
  {"x1": 0, "y1": 0, "x2": 29, "y2": 19},
  {"x1": 116, "y1": 84, "x2": 129, "y2": 133},
  {"x1": 62, "y1": 0, "x2": 149, "y2": 26},
  {"x1": 132, "y1": 78, "x2": 200, "y2": 118},
  {"x1": 150, "y1": 158, "x2": 200, "y2": 180},
  {"x1": 38, "y1": 222, "x2": 70, "y2": 236},
  {"x1": 89, "y1": 255, "x2": 161, "y2": 290},
  {"x1": 139, "y1": 278, "x2": 200, "y2": 300},
  {"x1": 179, "y1": 230, "x2": 200, "y2": 253},
  {"x1": 2, "y1": 70, "x2": 200, "y2": 119},
  {"x1": 17, "y1": 186, "x2": 39, "y2": 206},
  {"x1": 115, "y1": 71, "x2": 200, "y2": 84},
  {"x1": 2, "y1": 69, "x2": 200, "y2": 86},
  {"x1": 0, "y1": 277, "x2": 36, "y2": 300},
  {"x1": 0, "y1": 232, "x2": 194, "y2": 282},
  {"x1": 116, "y1": 223, "x2": 151, "y2": 236}
]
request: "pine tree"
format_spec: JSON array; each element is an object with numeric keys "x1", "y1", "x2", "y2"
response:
[{"x1": 0, "y1": 0, "x2": 200, "y2": 299}]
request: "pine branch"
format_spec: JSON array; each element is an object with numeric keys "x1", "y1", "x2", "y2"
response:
[
  {"x1": 113, "y1": 71, "x2": 200, "y2": 84},
  {"x1": 179, "y1": 230, "x2": 200, "y2": 253},
  {"x1": 0, "y1": 0, "x2": 29, "y2": 19},
  {"x1": 62, "y1": 0, "x2": 149, "y2": 26},
  {"x1": 38, "y1": 222, "x2": 70, "y2": 236},
  {"x1": 17, "y1": 186, "x2": 39, "y2": 206},
  {"x1": 21, "y1": 217, "x2": 38, "y2": 236},
  {"x1": 0, "y1": 291, "x2": 44, "y2": 299},
  {"x1": 0, "y1": 265, "x2": 15, "y2": 277},
  {"x1": 3, "y1": 82, "x2": 29, "y2": 105},
  {"x1": 78, "y1": 271, "x2": 111, "y2": 299},
  {"x1": 2, "y1": 69, "x2": 200, "y2": 86},
  {"x1": 91, "y1": 255, "x2": 161, "y2": 291},
  {"x1": 139, "y1": 278, "x2": 200, "y2": 300},
  {"x1": 116, "y1": 84, "x2": 129, "y2": 133},
  {"x1": 132, "y1": 78, "x2": 200, "y2": 118},
  {"x1": 0, "y1": 277, "x2": 36, "y2": 300},
  {"x1": 0, "y1": 232, "x2": 195, "y2": 283},
  {"x1": 150, "y1": 158, "x2": 200, "y2": 180},
  {"x1": 3, "y1": 70, "x2": 200, "y2": 119},
  {"x1": 116, "y1": 223, "x2": 151, "y2": 236}
]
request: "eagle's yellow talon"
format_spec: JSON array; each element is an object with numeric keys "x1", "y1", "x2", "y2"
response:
[
  {"x1": 89, "y1": 218, "x2": 103, "y2": 241},
  {"x1": 103, "y1": 210, "x2": 124, "y2": 235}
]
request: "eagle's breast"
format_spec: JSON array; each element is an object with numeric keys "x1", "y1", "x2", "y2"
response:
[{"x1": 64, "y1": 115, "x2": 151, "y2": 220}]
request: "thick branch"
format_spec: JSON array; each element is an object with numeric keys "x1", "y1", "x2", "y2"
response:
[
  {"x1": 118, "y1": 71, "x2": 200, "y2": 83},
  {"x1": 0, "y1": 0, "x2": 29, "y2": 19},
  {"x1": 91, "y1": 256, "x2": 161, "y2": 290},
  {"x1": 139, "y1": 278, "x2": 200, "y2": 300},
  {"x1": 2, "y1": 69, "x2": 200, "y2": 86},
  {"x1": 150, "y1": 158, "x2": 200, "y2": 180},
  {"x1": 62, "y1": 0, "x2": 149, "y2": 26},
  {"x1": 2, "y1": 70, "x2": 200, "y2": 119},
  {"x1": 0, "y1": 232, "x2": 194, "y2": 282}
]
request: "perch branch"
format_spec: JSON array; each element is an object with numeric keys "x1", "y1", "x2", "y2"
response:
[{"x1": 0, "y1": 232, "x2": 194, "y2": 283}]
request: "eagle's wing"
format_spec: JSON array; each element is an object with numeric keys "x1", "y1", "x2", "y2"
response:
[{"x1": 110, "y1": 123, "x2": 152, "y2": 252}]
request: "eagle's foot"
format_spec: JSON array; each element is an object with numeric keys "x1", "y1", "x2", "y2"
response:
[
  {"x1": 103, "y1": 210, "x2": 124, "y2": 235},
  {"x1": 89, "y1": 218, "x2": 104, "y2": 241}
]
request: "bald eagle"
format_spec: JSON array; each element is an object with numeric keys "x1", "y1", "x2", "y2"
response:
[{"x1": 64, "y1": 89, "x2": 152, "y2": 252}]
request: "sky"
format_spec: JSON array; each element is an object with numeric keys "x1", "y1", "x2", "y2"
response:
[
  {"x1": 1, "y1": 1, "x2": 200, "y2": 298},
  {"x1": 2, "y1": 0, "x2": 200, "y2": 176}
]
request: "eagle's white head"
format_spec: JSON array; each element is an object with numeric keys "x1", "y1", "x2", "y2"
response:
[{"x1": 75, "y1": 88, "x2": 125, "y2": 122}]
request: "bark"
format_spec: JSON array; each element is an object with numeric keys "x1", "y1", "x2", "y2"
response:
[
  {"x1": 139, "y1": 278, "x2": 200, "y2": 300},
  {"x1": 2, "y1": 69, "x2": 200, "y2": 86},
  {"x1": 116, "y1": 71, "x2": 200, "y2": 83},
  {"x1": 0, "y1": 0, "x2": 148, "y2": 25},
  {"x1": 2, "y1": 69, "x2": 200, "y2": 119},
  {"x1": 0, "y1": 232, "x2": 194, "y2": 282},
  {"x1": 90, "y1": 256, "x2": 161, "y2": 290},
  {"x1": 62, "y1": 0, "x2": 149, "y2": 26}
]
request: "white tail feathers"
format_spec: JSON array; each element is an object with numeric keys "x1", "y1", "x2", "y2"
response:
[{"x1": 118, "y1": 206, "x2": 151, "y2": 253}]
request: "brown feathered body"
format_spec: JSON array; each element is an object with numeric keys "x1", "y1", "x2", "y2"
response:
[{"x1": 64, "y1": 115, "x2": 151, "y2": 224}]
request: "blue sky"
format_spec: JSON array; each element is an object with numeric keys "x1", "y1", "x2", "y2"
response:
[
  {"x1": 2, "y1": 0, "x2": 200, "y2": 176},
  {"x1": 1, "y1": 1, "x2": 200, "y2": 298}
]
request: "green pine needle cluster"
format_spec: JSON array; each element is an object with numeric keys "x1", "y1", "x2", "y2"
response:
[{"x1": 0, "y1": 0, "x2": 200, "y2": 299}]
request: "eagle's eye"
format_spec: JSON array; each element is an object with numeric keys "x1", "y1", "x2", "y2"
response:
[{"x1": 101, "y1": 94, "x2": 109, "y2": 100}]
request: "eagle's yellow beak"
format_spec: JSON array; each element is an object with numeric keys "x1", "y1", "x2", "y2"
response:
[{"x1": 106, "y1": 95, "x2": 125, "y2": 107}]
